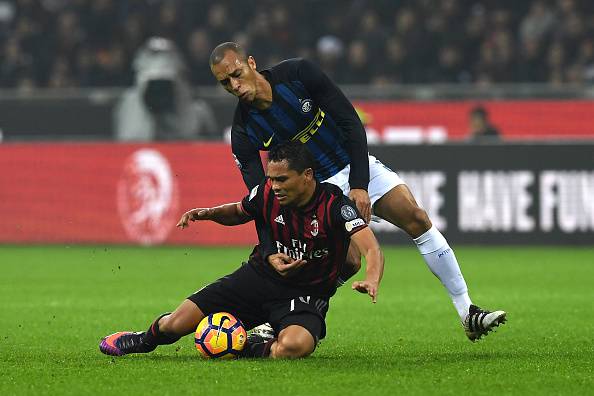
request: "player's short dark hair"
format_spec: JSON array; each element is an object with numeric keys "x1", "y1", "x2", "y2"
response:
[
  {"x1": 210, "y1": 42, "x2": 247, "y2": 66},
  {"x1": 268, "y1": 142, "x2": 315, "y2": 174}
]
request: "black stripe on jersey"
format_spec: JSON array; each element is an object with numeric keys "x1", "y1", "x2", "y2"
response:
[
  {"x1": 259, "y1": 110, "x2": 294, "y2": 143},
  {"x1": 247, "y1": 114, "x2": 275, "y2": 139},
  {"x1": 284, "y1": 208, "x2": 296, "y2": 245},
  {"x1": 279, "y1": 80, "x2": 307, "y2": 106},
  {"x1": 297, "y1": 210, "x2": 305, "y2": 243},
  {"x1": 271, "y1": 192, "x2": 284, "y2": 243}
]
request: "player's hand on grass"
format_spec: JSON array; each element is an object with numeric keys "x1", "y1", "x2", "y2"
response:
[
  {"x1": 351, "y1": 279, "x2": 379, "y2": 303},
  {"x1": 177, "y1": 208, "x2": 210, "y2": 229},
  {"x1": 267, "y1": 253, "x2": 307, "y2": 277},
  {"x1": 349, "y1": 189, "x2": 371, "y2": 224}
]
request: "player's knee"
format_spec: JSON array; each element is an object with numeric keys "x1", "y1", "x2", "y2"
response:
[
  {"x1": 273, "y1": 329, "x2": 315, "y2": 359},
  {"x1": 403, "y1": 207, "x2": 432, "y2": 237},
  {"x1": 274, "y1": 337, "x2": 313, "y2": 359}
]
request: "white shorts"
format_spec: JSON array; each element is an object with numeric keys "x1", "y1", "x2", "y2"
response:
[{"x1": 322, "y1": 154, "x2": 404, "y2": 208}]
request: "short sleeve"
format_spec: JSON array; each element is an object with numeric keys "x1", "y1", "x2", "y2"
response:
[
  {"x1": 240, "y1": 183, "x2": 263, "y2": 219},
  {"x1": 331, "y1": 195, "x2": 368, "y2": 236}
]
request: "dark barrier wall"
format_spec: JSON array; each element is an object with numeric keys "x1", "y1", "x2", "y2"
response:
[
  {"x1": 3, "y1": 95, "x2": 594, "y2": 142},
  {"x1": 368, "y1": 144, "x2": 594, "y2": 244},
  {"x1": 0, "y1": 143, "x2": 592, "y2": 245}
]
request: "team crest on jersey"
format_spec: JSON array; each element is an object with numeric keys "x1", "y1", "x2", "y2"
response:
[
  {"x1": 311, "y1": 218, "x2": 319, "y2": 236},
  {"x1": 340, "y1": 205, "x2": 357, "y2": 220},
  {"x1": 300, "y1": 99, "x2": 313, "y2": 113}
]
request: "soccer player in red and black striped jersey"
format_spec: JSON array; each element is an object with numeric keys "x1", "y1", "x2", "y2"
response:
[{"x1": 99, "y1": 142, "x2": 384, "y2": 359}]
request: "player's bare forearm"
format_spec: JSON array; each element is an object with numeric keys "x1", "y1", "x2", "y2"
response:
[
  {"x1": 177, "y1": 203, "x2": 251, "y2": 229},
  {"x1": 350, "y1": 227, "x2": 384, "y2": 302},
  {"x1": 362, "y1": 246, "x2": 384, "y2": 285},
  {"x1": 203, "y1": 203, "x2": 252, "y2": 225}
]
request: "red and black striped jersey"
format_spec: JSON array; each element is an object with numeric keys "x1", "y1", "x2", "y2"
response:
[{"x1": 240, "y1": 179, "x2": 367, "y2": 296}]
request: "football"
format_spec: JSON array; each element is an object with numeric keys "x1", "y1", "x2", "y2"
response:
[{"x1": 194, "y1": 312, "x2": 247, "y2": 359}]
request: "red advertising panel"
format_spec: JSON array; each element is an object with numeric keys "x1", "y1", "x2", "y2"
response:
[
  {"x1": 0, "y1": 143, "x2": 257, "y2": 245},
  {"x1": 354, "y1": 100, "x2": 594, "y2": 142}
]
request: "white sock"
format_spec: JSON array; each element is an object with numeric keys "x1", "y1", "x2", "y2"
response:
[{"x1": 413, "y1": 226, "x2": 471, "y2": 320}]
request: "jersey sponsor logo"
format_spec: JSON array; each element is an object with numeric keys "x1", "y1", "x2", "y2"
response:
[
  {"x1": 249, "y1": 185, "x2": 259, "y2": 201},
  {"x1": 345, "y1": 218, "x2": 365, "y2": 232},
  {"x1": 311, "y1": 218, "x2": 319, "y2": 236},
  {"x1": 340, "y1": 205, "x2": 357, "y2": 220},
  {"x1": 300, "y1": 99, "x2": 313, "y2": 113},
  {"x1": 274, "y1": 214, "x2": 285, "y2": 225},
  {"x1": 276, "y1": 240, "x2": 329, "y2": 260},
  {"x1": 263, "y1": 134, "x2": 274, "y2": 148},
  {"x1": 292, "y1": 108, "x2": 325, "y2": 143},
  {"x1": 117, "y1": 149, "x2": 179, "y2": 245}
]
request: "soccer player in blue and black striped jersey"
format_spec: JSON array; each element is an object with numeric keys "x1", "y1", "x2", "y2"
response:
[{"x1": 210, "y1": 42, "x2": 506, "y2": 342}]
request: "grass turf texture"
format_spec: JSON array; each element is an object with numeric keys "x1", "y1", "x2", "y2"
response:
[{"x1": 1, "y1": 246, "x2": 592, "y2": 395}]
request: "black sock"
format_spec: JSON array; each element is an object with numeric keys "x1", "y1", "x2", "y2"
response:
[
  {"x1": 240, "y1": 338, "x2": 276, "y2": 358},
  {"x1": 142, "y1": 312, "x2": 182, "y2": 348}
]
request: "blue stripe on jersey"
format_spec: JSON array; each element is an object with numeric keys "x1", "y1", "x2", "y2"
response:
[
  {"x1": 317, "y1": 124, "x2": 350, "y2": 166},
  {"x1": 249, "y1": 113, "x2": 276, "y2": 138},
  {"x1": 304, "y1": 140, "x2": 337, "y2": 180},
  {"x1": 269, "y1": 102, "x2": 298, "y2": 133},
  {"x1": 245, "y1": 124, "x2": 261, "y2": 147},
  {"x1": 275, "y1": 84, "x2": 303, "y2": 112}
]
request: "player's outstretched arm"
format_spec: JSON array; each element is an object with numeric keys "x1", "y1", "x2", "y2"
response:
[
  {"x1": 177, "y1": 203, "x2": 252, "y2": 229},
  {"x1": 350, "y1": 227, "x2": 384, "y2": 303}
]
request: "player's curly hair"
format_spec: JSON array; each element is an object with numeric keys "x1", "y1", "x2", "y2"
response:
[{"x1": 268, "y1": 141, "x2": 315, "y2": 175}]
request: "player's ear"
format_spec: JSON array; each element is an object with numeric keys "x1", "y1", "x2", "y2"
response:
[
  {"x1": 304, "y1": 168, "x2": 314, "y2": 181},
  {"x1": 247, "y1": 56, "x2": 257, "y2": 70}
]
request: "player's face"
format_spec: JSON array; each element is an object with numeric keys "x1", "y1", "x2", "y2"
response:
[
  {"x1": 267, "y1": 160, "x2": 313, "y2": 206},
  {"x1": 211, "y1": 51, "x2": 258, "y2": 102}
]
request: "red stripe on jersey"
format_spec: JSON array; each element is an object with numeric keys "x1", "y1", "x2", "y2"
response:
[
  {"x1": 262, "y1": 180, "x2": 272, "y2": 220},
  {"x1": 324, "y1": 193, "x2": 337, "y2": 228}
]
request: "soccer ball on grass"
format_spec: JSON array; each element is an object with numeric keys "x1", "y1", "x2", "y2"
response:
[{"x1": 194, "y1": 312, "x2": 246, "y2": 359}]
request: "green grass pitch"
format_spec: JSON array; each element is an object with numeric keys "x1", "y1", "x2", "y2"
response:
[{"x1": 1, "y1": 245, "x2": 593, "y2": 395}]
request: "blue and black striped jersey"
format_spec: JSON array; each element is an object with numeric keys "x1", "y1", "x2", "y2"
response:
[{"x1": 231, "y1": 58, "x2": 369, "y2": 190}]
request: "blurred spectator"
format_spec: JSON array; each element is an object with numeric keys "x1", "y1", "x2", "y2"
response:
[
  {"x1": 185, "y1": 29, "x2": 213, "y2": 85},
  {"x1": 316, "y1": 35, "x2": 344, "y2": 81},
  {"x1": 519, "y1": 1, "x2": 556, "y2": 46},
  {"x1": 114, "y1": 37, "x2": 217, "y2": 142},
  {"x1": 2, "y1": 0, "x2": 594, "y2": 87},
  {"x1": 467, "y1": 106, "x2": 501, "y2": 143}
]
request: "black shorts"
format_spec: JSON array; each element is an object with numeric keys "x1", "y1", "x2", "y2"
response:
[{"x1": 188, "y1": 262, "x2": 330, "y2": 341}]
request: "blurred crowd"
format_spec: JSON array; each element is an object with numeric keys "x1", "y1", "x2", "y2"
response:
[{"x1": 2, "y1": 0, "x2": 594, "y2": 89}]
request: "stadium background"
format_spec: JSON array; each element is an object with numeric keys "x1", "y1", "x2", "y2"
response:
[{"x1": 1, "y1": 0, "x2": 593, "y2": 245}]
